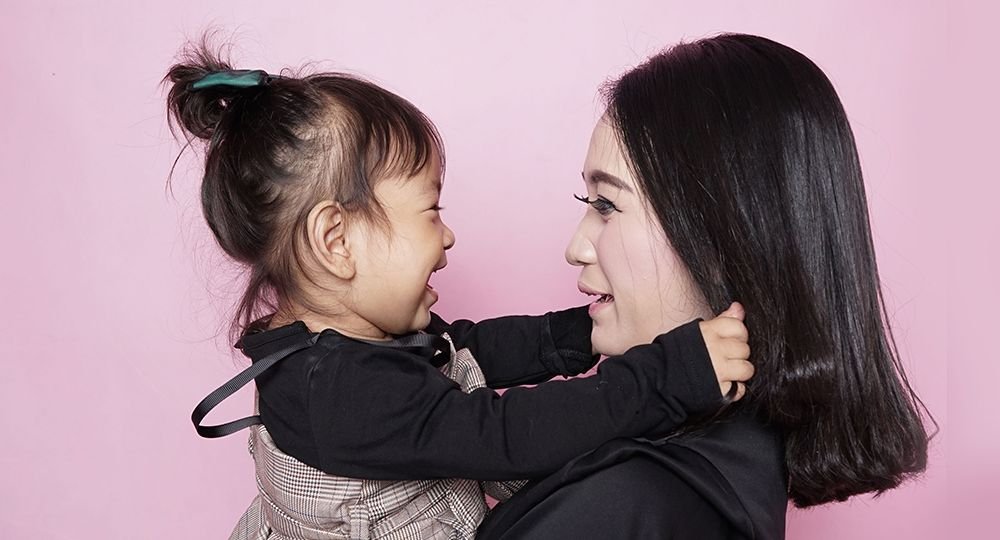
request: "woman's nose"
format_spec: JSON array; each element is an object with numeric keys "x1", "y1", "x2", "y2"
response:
[{"x1": 565, "y1": 219, "x2": 597, "y2": 266}]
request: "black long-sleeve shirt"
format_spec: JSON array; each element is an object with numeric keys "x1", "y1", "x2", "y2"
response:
[{"x1": 244, "y1": 307, "x2": 720, "y2": 481}]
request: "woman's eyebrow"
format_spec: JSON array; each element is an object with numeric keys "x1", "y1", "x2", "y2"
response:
[{"x1": 583, "y1": 170, "x2": 634, "y2": 193}]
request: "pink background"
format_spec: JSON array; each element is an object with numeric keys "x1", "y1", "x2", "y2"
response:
[{"x1": 1, "y1": 1, "x2": 992, "y2": 538}]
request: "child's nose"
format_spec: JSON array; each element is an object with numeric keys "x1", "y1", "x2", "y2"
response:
[{"x1": 442, "y1": 223, "x2": 456, "y2": 250}]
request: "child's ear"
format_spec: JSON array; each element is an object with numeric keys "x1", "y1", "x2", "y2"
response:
[{"x1": 306, "y1": 200, "x2": 355, "y2": 280}]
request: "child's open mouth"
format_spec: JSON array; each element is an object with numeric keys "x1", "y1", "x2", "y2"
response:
[
  {"x1": 425, "y1": 281, "x2": 439, "y2": 305},
  {"x1": 427, "y1": 264, "x2": 446, "y2": 294}
]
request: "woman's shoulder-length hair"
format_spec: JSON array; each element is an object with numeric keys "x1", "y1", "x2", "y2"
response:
[{"x1": 603, "y1": 33, "x2": 932, "y2": 507}]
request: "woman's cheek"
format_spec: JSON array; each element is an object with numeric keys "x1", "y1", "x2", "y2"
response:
[{"x1": 595, "y1": 244, "x2": 651, "y2": 353}]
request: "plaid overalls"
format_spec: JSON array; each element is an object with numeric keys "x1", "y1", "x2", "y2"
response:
[{"x1": 228, "y1": 334, "x2": 526, "y2": 540}]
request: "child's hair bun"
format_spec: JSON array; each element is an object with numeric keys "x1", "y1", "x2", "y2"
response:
[{"x1": 164, "y1": 44, "x2": 245, "y2": 142}]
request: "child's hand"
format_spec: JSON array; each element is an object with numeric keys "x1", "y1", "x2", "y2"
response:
[{"x1": 698, "y1": 302, "x2": 754, "y2": 401}]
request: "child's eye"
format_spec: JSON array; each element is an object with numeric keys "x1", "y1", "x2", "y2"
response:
[{"x1": 573, "y1": 193, "x2": 620, "y2": 216}]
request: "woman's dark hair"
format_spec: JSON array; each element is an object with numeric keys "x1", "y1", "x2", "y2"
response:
[
  {"x1": 164, "y1": 37, "x2": 444, "y2": 341},
  {"x1": 603, "y1": 33, "x2": 931, "y2": 507}
]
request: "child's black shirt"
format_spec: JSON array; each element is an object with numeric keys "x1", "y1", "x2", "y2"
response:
[{"x1": 240, "y1": 307, "x2": 720, "y2": 481}]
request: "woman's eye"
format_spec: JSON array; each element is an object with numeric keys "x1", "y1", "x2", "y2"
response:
[{"x1": 573, "y1": 193, "x2": 620, "y2": 216}]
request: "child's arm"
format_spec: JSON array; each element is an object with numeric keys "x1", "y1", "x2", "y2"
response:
[
  {"x1": 425, "y1": 306, "x2": 596, "y2": 388},
  {"x1": 285, "y1": 312, "x2": 751, "y2": 482}
]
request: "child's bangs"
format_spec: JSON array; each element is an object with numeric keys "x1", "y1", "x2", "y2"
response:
[
  {"x1": 368, "y1": 108, "x2": 445, "y2": 182},
  {"x1": 303, "y1": 74, "x2": 446, "y2": 223}
]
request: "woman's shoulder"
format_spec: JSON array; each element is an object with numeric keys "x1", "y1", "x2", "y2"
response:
[
  {"x1": 669, "y1": 408, "x2": 785, "y2": 461},
  {"x1": 667, "y1": 409, "x2": 788, "y2": 540}
]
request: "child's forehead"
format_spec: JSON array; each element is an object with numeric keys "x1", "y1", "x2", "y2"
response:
[
  {"x1": 379, "y1": 166, "x2": 442, "y2": 197},
  {"x1": 418, "y1": 157, "x2": 445, "y2": 192}
]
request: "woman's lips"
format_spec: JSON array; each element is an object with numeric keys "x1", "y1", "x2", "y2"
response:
[
  {"x1": 587, "y1": 294, "x2": 614, "y2": 316},
  {"x1": 579, "y1": 282, "x2": 614, "y2": 316}
]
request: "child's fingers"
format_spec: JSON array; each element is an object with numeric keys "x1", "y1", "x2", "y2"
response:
[
  {"x1": 725, "y1": 339, "x2": 751, "y2": 361},
  {"x1": 719, "y1": 380, "x2": 748, "y2": 400},
  {"x1": 716, "y1": 361, "x2": 753, "y2": 397},
  {"x1": 723, "y1": 359, "x2": 755, "y2": 382},
  {"x1": 731, "y1": 382, "x2": 747, "y2": 401},
  {"x1": 717, "y1": 301, "x2": 745, "y2": 322},
  {"x1": 710, "y1": 318, "x2": 748, "y2": 341}
]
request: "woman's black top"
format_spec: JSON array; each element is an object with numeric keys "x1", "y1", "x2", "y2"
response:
[{"x1": 477, "y1": 408, "x2": 788, "y2": 540}]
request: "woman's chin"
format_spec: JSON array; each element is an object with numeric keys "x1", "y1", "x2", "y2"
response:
[{"x1": 590, "y1": 329, "x2": 632, "y2": 358}]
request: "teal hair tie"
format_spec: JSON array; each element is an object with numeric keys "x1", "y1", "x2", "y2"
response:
[{"x1": 191, "y1": 69, "x2": 268, "y2": 90}]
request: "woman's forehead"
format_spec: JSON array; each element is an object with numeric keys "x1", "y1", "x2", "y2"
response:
[{"x1": 584, "y1": 120, "x2": 638, "y2": 193}]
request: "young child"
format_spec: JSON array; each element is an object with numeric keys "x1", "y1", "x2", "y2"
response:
[{"x1": 167, "y1": 44, "x2": 754, "y2": 540}]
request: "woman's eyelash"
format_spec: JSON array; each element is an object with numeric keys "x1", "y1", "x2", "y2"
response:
[{"x1": 573, "y1": 194, "x2": 621, "y2": 215}]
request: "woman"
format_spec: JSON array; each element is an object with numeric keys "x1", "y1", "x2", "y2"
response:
[{"x1": 478, "y1": 33, "x2": 930, "y2": 539}]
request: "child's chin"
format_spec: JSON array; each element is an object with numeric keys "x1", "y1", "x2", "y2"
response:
[{"x1": 413, "y1": 310, "x2": 432, "y2": 332}]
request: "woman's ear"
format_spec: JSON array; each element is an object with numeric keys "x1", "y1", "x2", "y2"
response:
[{"x1": 306, "y1": 200, "x2": 356, "y2": 280}]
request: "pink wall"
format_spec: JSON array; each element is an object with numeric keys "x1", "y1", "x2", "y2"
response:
[{"x1": 2, "y1": 1, "x2": 988, "y2": 537}]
